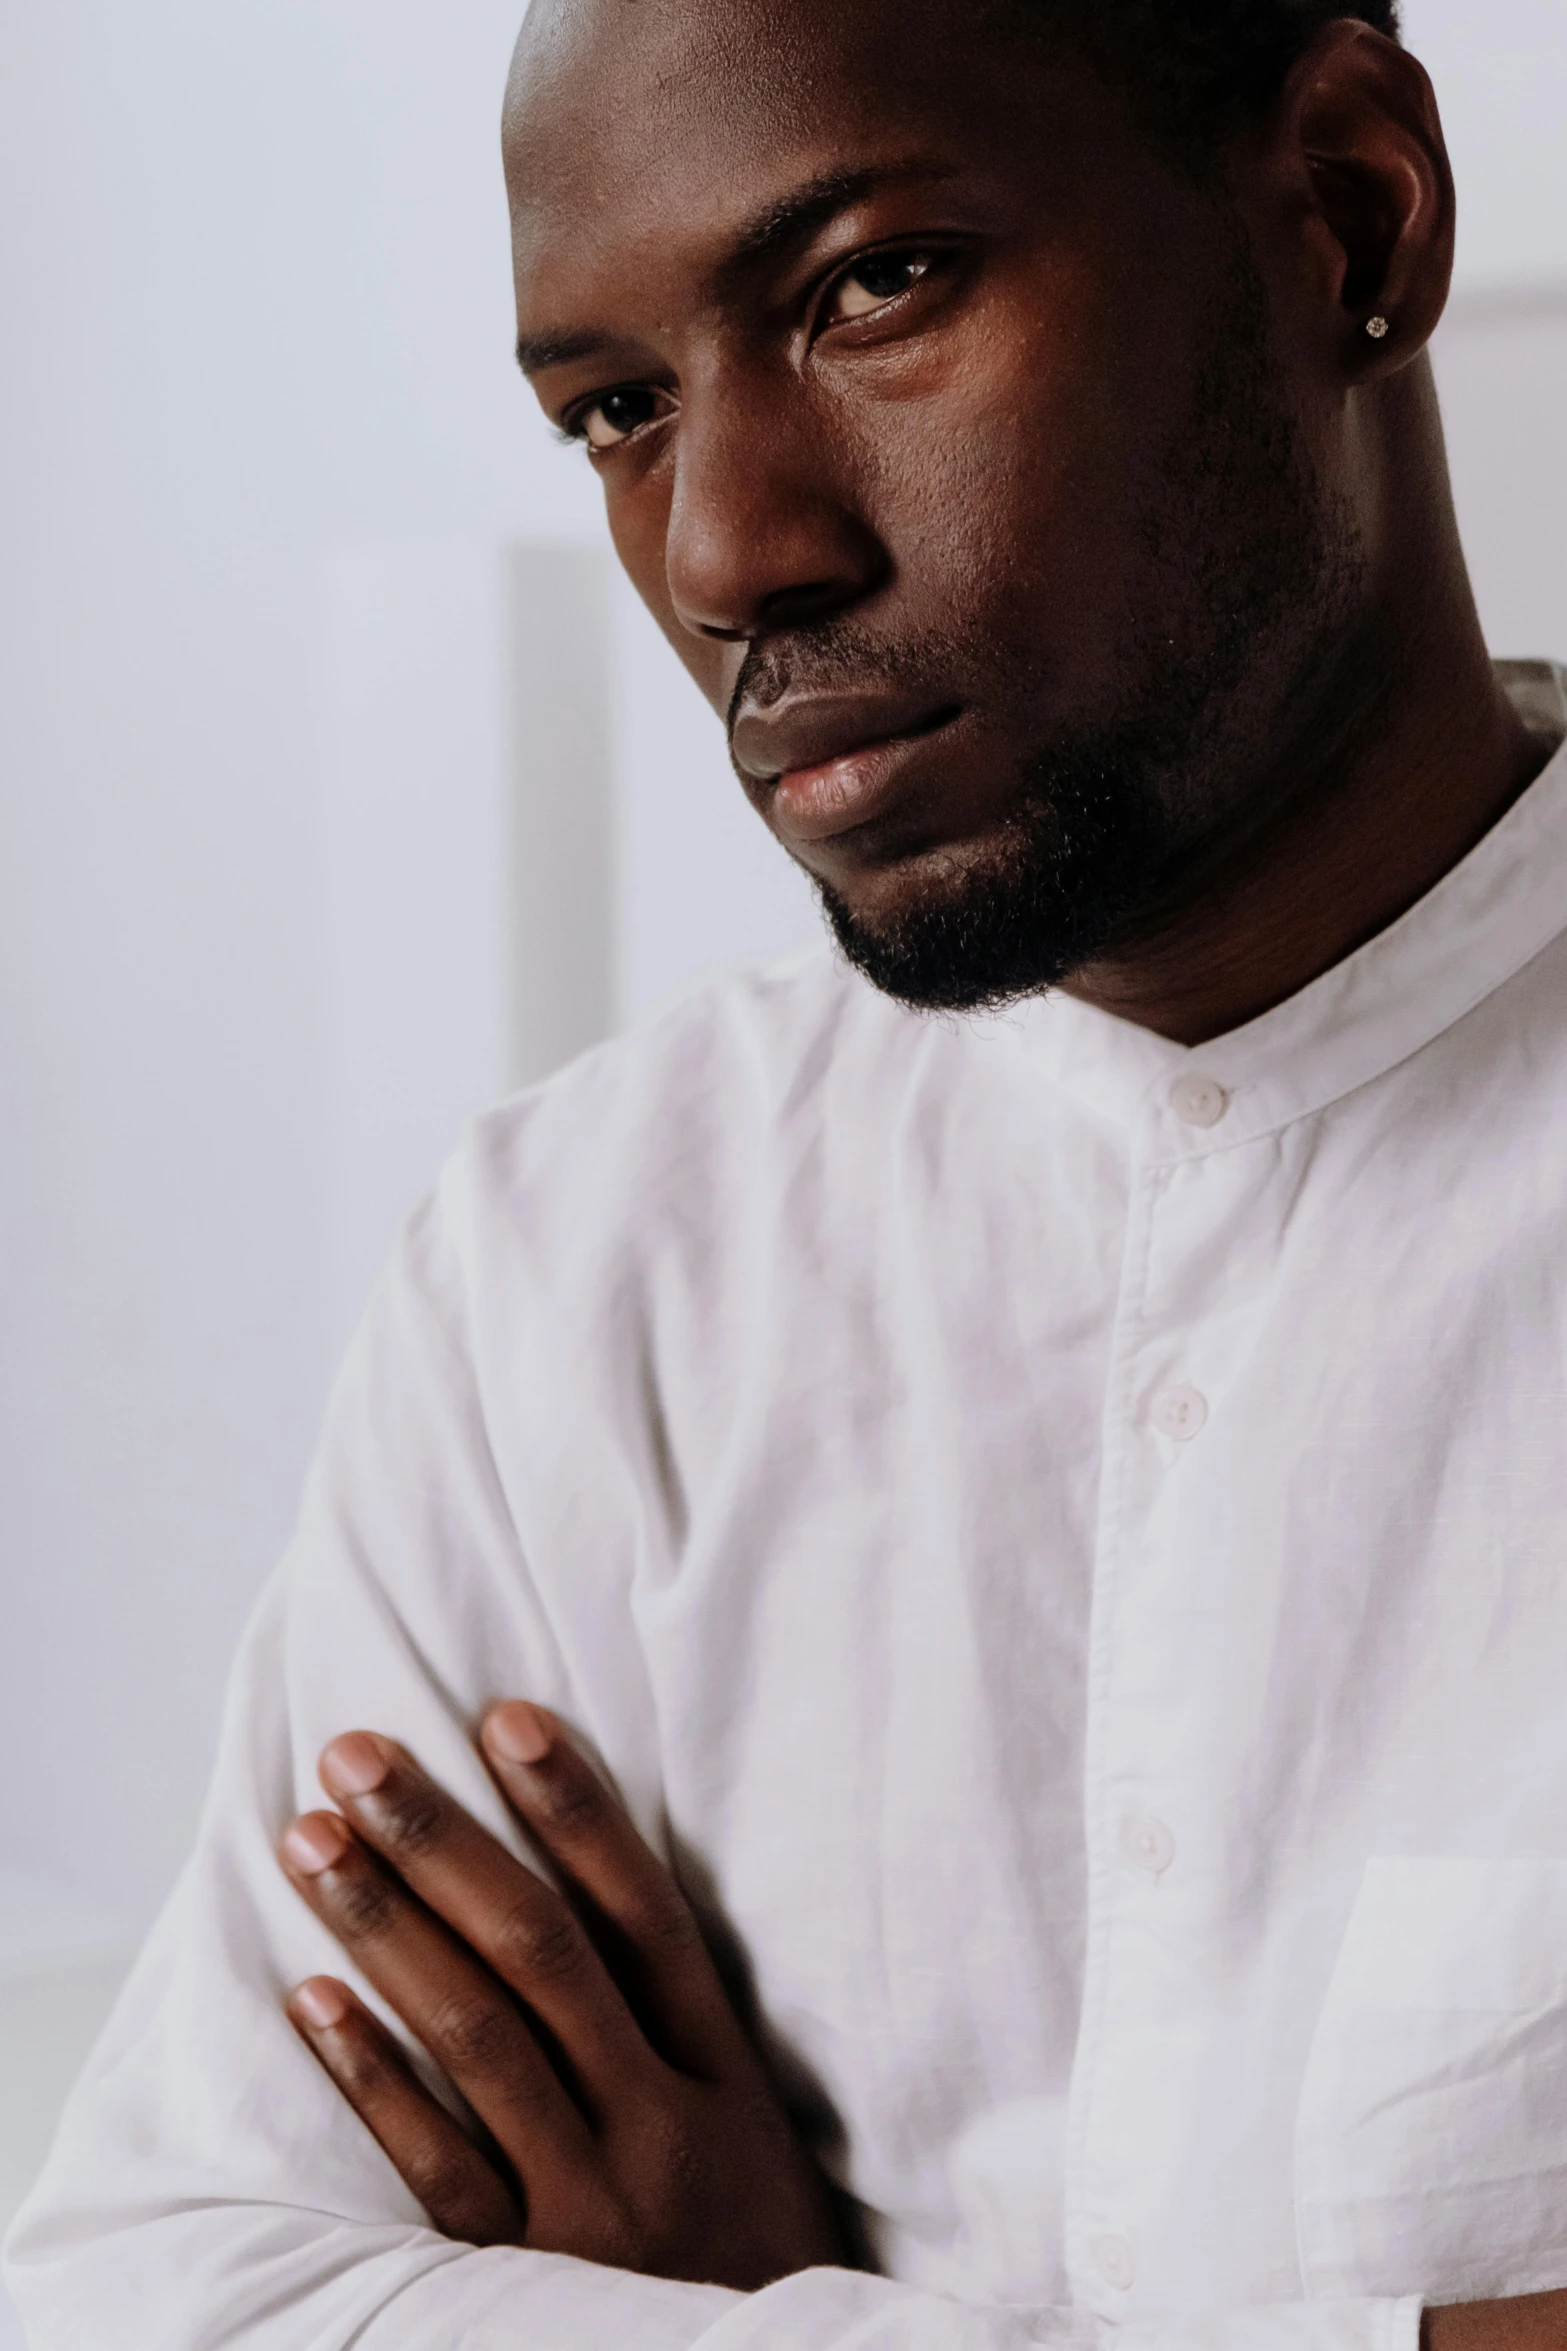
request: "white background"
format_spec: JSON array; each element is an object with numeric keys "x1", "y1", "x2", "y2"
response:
[{"x1": 1, "y1": 2, "x2": 1565, "y2": 2326}]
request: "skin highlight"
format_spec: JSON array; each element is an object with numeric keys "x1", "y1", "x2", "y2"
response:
[
  {"x1": 280, "y1": 4, "x2": 1564, "y2": 2334},
  {"x1": 502, "y1": 0, "x2": 1542, "y2": 1043}
]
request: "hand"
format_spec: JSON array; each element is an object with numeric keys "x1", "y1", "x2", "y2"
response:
[
  {"x1": 277, "y1": 1703, "x2": 845, "y2": 2290},
  {"x1": 1425, "y1": 2294, "x2": 1567, "y2": 2351}
]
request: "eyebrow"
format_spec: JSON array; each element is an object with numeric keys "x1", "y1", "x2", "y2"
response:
[
  {"x1": 515, "y1": 158, "x2": 960, "y2": 380},
  {"x1": 514, "y1": 327, "x2": 618, "y2": 379},
  {"x1": 717, "y1": 160, "x2": 959, "y2": 282}
]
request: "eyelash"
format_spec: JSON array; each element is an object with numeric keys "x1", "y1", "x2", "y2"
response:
[
  {"x1": 556, "y1": 241, "x2": 955, "y2": 453},
  {"x1": 553, "y1": 391, "x2": 666, "y2": 451},
  {"x1": 815, "y1": 244, "x2": 943, "y2": 328}
]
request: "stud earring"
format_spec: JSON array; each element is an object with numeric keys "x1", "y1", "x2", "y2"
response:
[{"x1": 1365, "y1": 314, "x2": 1391, "y2": 340}]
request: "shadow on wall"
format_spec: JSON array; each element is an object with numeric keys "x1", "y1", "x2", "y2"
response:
[{"x1": 1435, "y1": 287, "x2": 1567, "y2": 657}]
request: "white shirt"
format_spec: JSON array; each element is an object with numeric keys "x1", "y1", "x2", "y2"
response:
[{"x1": 11, "y1": 661, "x2": 1567, "y2": 2351}]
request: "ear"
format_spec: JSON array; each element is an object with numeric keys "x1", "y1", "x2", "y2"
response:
[{"x1": 1268, "y1": 21, "x2": 1455, "y2": 375}]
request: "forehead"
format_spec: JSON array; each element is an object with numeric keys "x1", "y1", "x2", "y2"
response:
[{"x1": 503, "y1": 0, "x2": 1066, "y2": 306}]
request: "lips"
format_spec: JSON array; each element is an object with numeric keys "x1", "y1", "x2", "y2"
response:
[{"x1": 731, "y1": 691, "x2": 963, "y2": 846}]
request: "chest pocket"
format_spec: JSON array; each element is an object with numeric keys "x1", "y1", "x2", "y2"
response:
[{"x1": 1297, "y1": 1858, "x2": 1567, "y2": 2303}]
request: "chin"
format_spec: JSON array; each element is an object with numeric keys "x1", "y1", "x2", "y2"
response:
[
  {"x1": 806, "y1": 815, "x2": 1026, "y2": 933},
  {"x1": 809, "y1": 775, "x2": 1167, "y2": 1014}
]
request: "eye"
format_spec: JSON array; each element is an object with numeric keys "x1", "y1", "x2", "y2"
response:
[
  {"x1": 566, "y1": 385, "x2": 671, "y2": 452},
  {"x1": 823, "y1": 249, "x2": 937, "y2": 325}
]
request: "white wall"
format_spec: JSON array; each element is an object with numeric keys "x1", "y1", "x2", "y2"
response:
[
  {"x1": 0, "y1": 0, "x2": 1562, "y2": 2245},
  {"x1": 1403, "y1": 0, "x2": 1567, "y2": 289},
  {"x1": 0, "y1": 0, "x2": 821, "y2": 1950},
  {"x1": 0, "y1": 1, "x2": 565, "y2": 1937}
]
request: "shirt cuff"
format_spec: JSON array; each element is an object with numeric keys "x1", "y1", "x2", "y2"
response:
[
  {"x1": 1380, "y1": 2297, "x2": 1426, "y2": 2351},
  {"x1": 351, "y1": 2244, "x2": 743, "y2": 2351}
]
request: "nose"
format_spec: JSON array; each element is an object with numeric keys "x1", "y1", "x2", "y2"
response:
[{"x1": 663, "y1": 371, "x2": 887, "y2": 643}]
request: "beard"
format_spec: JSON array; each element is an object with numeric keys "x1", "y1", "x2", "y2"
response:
[
  {"x1": 816, "y1": 703, "x2": 1182, "y2": 1013},
  {"x1": 729, "y1": 232, "x2": 1366, "y2": 1015}
]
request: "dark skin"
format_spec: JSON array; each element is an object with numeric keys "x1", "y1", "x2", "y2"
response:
[
  {"x1": 282, "y1": 0, "x2": 1559, "y2": 2335},
  {"x1": 503, "y1": 0, "x2": 1542, "y2": 1043},
  {"x1": 281, "y1": 1709, "x2": 843, "y2": 2286}
]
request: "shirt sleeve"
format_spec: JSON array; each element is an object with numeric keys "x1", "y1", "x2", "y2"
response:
[
  {"x1": 0, "y1": 1168, "x2": 745, "y2": 2351},
  {"x1": 695, "y1": 2273, "x2": 1425, "y2": 2351},
  {"x1": 1, "y1": 1168, "x2": 1427, "y2": 2351}
]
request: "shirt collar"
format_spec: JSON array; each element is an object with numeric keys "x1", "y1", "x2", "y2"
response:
[{"x1": 1002, "y1": 661, "x2": 1567, "y2": 1156}]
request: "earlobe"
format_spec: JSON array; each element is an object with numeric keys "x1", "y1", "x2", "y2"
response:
[{"x1": 1285, "y1": 21, "x2": 1455, "y2": 371}]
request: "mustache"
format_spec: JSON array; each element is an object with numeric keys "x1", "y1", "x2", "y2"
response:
[{"x1": 725, "y1": 619, "x2": 968, "y2": 745}]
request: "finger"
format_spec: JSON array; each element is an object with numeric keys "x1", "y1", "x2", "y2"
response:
[
  {"x1": 279, "y1": 1810, "x2": 592, "y2": 2174},
  {"x1": 316, "y1": 1734, "x2": 655, "y2": 2110},
  {"x1": 482, "y1": 1703, "x2": 749, "y2": 2081},
  {"x1": 287, "y1": 1975, "x2": 522, "y2": 2246}
]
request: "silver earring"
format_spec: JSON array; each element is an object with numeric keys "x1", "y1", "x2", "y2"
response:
[{"x1": 1365, "y1": 314, "x2": 1391, "y2": 340}]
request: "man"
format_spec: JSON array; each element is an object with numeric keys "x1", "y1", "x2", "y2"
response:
[{"x1": 9, "y1": 0, "x2": 1567, "y2": 2345}]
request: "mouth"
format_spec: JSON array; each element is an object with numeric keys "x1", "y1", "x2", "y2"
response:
[{"x1": 743, "y1": 702, "x2": 966, "y2": 846}]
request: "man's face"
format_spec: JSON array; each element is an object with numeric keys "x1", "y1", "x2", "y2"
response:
[{"x1": 505, "y1": 0, "x2": 1365, "y2": 1009}]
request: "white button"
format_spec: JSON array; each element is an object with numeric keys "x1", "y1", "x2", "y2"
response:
[
  {"x1": 1151, "y1": 1382, "x2": 1208, "y2": 1440},
  {"x1": 1089, "y1": 2232, "x2": 1137, "y2": 2291},
  {"x1": 1170, "y1": 1071, "x2": 1228, "y2": 1127},
  {"x1": 1119, "y1": 1811, "x2": 1176, "y2": 1875}
]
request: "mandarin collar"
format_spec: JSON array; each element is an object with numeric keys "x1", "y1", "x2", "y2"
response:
[{"x1": 1001, "y1": 661, "x2": 1567, "y2": 1156}]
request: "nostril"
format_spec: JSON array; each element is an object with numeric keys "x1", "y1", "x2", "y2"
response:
[{"x1": 757, "y1": 575, "x2": 870, "y2": 632}]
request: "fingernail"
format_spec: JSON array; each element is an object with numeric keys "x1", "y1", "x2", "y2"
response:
[
  {"x1": 485, "y1": 1701, "x2": 551, "y2": 1765},
  {"x1": 320, "y1": 1732, "x2": 391, "y2": 1798},
  {"x1": 281, "y1": 1814, "x2": 350, "y2": 1876},
  {"x1": 291, "y1": 1977, "x2": 348, "y2": 2031}
]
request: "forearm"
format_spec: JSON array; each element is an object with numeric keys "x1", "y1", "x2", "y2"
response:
[
  {"x1": 5, "y1": 2191, "x2": 740, "y2": 2351},
  {"x1": 0, "y1": 1743, "x2": 742, "y2": 2351},
  {"x1": 691, "y1": 2269, "x2": 1423, "y2": 2351}
]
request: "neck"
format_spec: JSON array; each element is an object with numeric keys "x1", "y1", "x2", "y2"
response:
[{"x1": 1060, "y1": 454, "x2": 1548, "y2": 1048}]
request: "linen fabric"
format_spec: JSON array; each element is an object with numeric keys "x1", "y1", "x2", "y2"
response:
[{"x1": 10, "y1": 664, "x2": 1567, "y2": 2351}]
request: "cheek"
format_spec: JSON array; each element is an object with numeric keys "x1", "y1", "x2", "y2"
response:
[
  {"x1": 853, "y1": 290, "x2": 1199, "y2": 682},
  {"x1": 845, "y1": 300, "x2": 1140, "y2": 621}
]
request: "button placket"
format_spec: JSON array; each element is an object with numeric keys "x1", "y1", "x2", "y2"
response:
[
  {"x1": 1150, "y1": 1382, "x2": 1207, "y2": 1441},
  {"x1": 1071, "y1": 1110, "x2": 1232, "y2": 2309},
  {"x1": 1170, "y1": 1071, "x2": 1228, "y2": 1129},
  {"x1": 1118, "y1": 1811, "x2": 1176, "y2": 1877},
  {"x1": 1088, "y1": 2232, "x2": 1138, "y2": 2292}
]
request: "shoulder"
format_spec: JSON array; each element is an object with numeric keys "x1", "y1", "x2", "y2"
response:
[
  {"x1": 391, "y1": 945, "x2": 1049, "y2": 1367},
  {"x1": 440, "y1": 942, "x2": 919, "y2": 1235},
  {"x1": 371, "y1": 946, "x2": 928, "y2": 1342},
  {"x1": 362, "y1": 943, "x2": 937, "y2": 1428}
]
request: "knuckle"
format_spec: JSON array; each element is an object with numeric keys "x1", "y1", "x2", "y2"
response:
[
  {"x1": 428, "y1": 1995, "x2": 518, "y2": 2073},
  {"x1": 330, "y1": 1864, "x2": 399, "y2": 1944},
  {"x1": 625, "y1": 1889, "x2": 702, "y2": 1958},
  {"x1": 371, "y1": 1780, "x2": 447, "y2": 1858},
  {"x1": 330, "y1": 2030, "x2": 394, "y2": 2101},
  {"x1": 494, "y1": 1898, "x2": 588, "y2": 1988},
  {"x1": 532, "y1": 1762, "x2": 605, "y2": 1838},
  {"x1": 405, "y1": 2143, "x2": 483, "y2": 2220}
]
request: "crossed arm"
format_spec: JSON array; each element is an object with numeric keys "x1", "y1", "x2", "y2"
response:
[
  {"x1": 277, "y1": 1701, "x2": 843, "y2": 2291},
  {"x1": 280, "y1": 1705, "x2": 1567, "y2": 2351}
]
